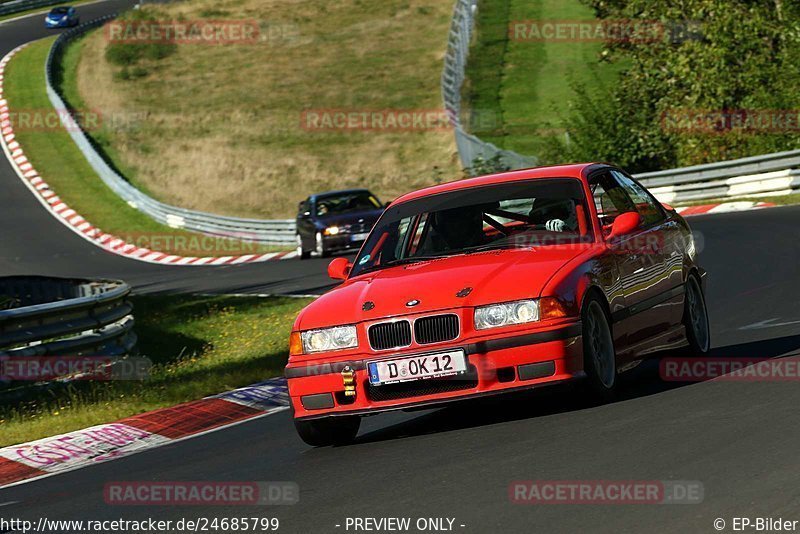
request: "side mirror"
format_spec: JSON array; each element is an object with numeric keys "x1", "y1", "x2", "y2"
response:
[
  {"x1": 608, "y1": 211, "x2": 641, "y2": 238},
  {"x1": 327, "y1": 257, "x2": 352, "y2": 280}
]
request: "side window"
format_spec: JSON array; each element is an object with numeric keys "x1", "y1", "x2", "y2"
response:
[
  {"x1": 591, "y1": 172, "x2": 637, "y2": 228},
  {"x1": 298, "y1": 200, "x2": 310, "y2": 215},
  {"x1": 611, "y1": 170, "x2": 665, "y2": 226}
]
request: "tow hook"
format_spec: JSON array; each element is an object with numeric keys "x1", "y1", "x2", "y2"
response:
[{"x1": 341, "y1": 366, "x2": 357, "y2": 397}]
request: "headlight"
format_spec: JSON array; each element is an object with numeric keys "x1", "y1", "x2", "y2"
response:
[
  {"x1": 300, "y1": 325, "x2": 358, "y2": 353},
  {"x1": 474, "y1": 299, "x2": 539, "y2": 330},
  {"x1": 324, "y1": 226, "x2": 340, "y2": 236}
]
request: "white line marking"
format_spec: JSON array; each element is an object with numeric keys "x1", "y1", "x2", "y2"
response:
[{"x1": 740, "y1": 318, "x2": 800, "y2": 330}]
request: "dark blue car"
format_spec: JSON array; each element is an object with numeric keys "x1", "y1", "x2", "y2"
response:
[
  {"x1": 295, "y1": 189, "x2": 385, "y2": 259},
  {"x1": 45, "y1": 6, "x2": 79, "y2": 28}
]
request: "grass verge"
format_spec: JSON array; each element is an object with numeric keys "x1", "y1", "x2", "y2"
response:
[
  {"x1": 68, "y1": 0, "x2": 460, "y2": 219},
  {"x1": 464, "y1": 0, "x2": 627, "y2": 158},
  {"x1": 3, "y1": 39, "x2": 288, "y2": 255},
  {"x1": 0, "y1": 294, "x2": 311, "y2": 448}
]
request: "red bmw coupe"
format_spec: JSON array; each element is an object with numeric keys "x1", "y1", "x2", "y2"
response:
[{"x1": 286, "y1": 163, "x2": 710, "y2": 446}]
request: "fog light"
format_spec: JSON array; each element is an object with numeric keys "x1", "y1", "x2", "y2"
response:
[{"x1": 341, "y1": 366, "x2": 357, "y2": 397}]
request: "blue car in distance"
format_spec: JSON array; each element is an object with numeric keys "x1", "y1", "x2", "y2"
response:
[
  {"x1": 295, "y1": 189, "x2": 385, "y2": 259},
  {"x1": 45, "y1": 6, "x2": 79, "y2": 28}
]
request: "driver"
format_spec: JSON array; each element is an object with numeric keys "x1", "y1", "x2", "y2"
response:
[
  {"x1": 529, "y1": 198, "x2": 578, "y2": 232},
  {"x1": 427, "y1": 205, "x2": 486, "y2": 251}
]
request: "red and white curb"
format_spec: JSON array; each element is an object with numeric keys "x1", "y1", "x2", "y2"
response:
[
  {"x1": 673, "y1": 201, "x2": 776, "y2": 217},
  {"x1": 0, "y1": 379, "x2": 289, "y2": 488},
  {"x1": 0, "y1": 45, "x2": 296, "y2": 266}
]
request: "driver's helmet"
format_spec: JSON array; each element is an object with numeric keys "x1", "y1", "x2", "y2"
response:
[{"x1": 529, "y1": 198, "x2": 574, "y2": 227}]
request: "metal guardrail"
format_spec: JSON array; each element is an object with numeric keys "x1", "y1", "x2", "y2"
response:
[
  {"x1": 442, "y1": 0, "x2": 800, "y2": 202},
  {"x1": 0, "y1": 0, "x2": 63, "y2": 17},
  {"x1": 45, "y1": 16, "x2": 297, "y2": 245},
  {"x1": 0, "y1": 276, "x2": 136, "y2": 357},
  {"x1": 442, "y1": 0, "x2": 537, "y2": 171}
]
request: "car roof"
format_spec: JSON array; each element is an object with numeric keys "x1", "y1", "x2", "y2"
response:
[
  {"x1": 309, "y1": 188, "x2": 373, "y2": 200},
  {"x1": 392, "y1": 163, "x2": 609, "y2": 205}
]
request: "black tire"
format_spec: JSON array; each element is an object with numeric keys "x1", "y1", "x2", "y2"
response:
[
  {"x1": 294, "y1": 416, "x2": 360, "y2": 447},
  {"x1": 581, "y1": 294, "x2": 617, "y2": 401},
  {"x1": 683, "y1": 274, "x2": 711, "y2": 355},
  {"x1": 296, "y1": 235, "x2": 310, "y2": 260}
]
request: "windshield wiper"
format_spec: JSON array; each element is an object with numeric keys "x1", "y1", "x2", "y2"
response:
[
  {"x1": 383, "y1": 255, "x2": 447, "y2": 267},
  {"x1": 462, "y1": 243, "x2": 526, "y2": 254},
  {"x1": 356, "y1": 255, "x2": 446, "y2": 275}
]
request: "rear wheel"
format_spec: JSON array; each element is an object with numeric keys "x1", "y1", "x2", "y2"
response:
[
  {"x1": 296, "y1": 234, "x2": 310, "y2": 260},
  {"x1": 581, "y1": 296, "x2": 617, "y2": 400},
  {"x1": 683, "y1": 274, "x2": 710, "y2": 355},
  {"x1": 294, "y1": 416, "x2": 360, "y2": 447}
]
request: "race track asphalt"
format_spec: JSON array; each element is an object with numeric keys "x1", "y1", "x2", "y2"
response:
[{"x1": 2, "y1": 4, "x2": 800, "y2": 533}]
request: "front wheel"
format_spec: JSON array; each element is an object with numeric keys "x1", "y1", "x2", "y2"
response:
[
  {"x1": 683, "y1": 274, "x2": 710, "y2": 355},
  {"x1": 581, "y1": 296, "x2": 617, "y2": 400},
  {"x1": 294, "y1": 416, "x2": 360, "y2": 447},
  {"x1": 296, "y1": 234, "x2": 310, "y2": 260}
]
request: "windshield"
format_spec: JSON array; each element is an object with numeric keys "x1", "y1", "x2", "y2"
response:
[
  {"x1": 350, "y1": 178, "x2": 592, "y2": 276},
  {"x1": 50, "y1": 7, "x2": 69, "y2": 14},
  {"x1": 315, "y1": 191, "x2": 381, "y2": 217}
]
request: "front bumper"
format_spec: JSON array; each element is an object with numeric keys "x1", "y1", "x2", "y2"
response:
[
  {"x1": 322, "y1": 233, "x2": 366, "y2": 254},
  {"x1": 286, "y1": 322, "x2": 583, "y2": 420}
]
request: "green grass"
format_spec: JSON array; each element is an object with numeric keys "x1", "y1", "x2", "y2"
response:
[
  {"x1": 0, "y1": 294, "x2": 311, "y2": 447},
  {"x1": 3, "y1": 39, "x2": 288, "y2": 255},
  {"x1": 464, "y1": 0, "x2": 627, "y2": 158},
  {"x1": 65, "y1": 0, "x2": 460, "y2": 219}
]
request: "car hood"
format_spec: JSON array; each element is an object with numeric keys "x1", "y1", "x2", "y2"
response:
[
  {"x1": 315, "y1": 210, "x2": 382, "y2": 227},
  {"x1": 295, "y1": 245, "x2": 593, "y2": 330}
]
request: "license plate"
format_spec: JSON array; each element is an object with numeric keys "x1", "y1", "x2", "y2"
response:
[
  {"x1": 367, "y1": 349, "x2": 467, "y2": 386},
  {"x1": 350, "y1": 232, "x2": 369, "y2": 242}
]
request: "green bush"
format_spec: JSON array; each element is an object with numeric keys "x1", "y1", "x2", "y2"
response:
[
  {"x1": 464, "y1": 154, "x2": 511, "y2": 177},
  {"x1": 105, "y1": 42, "x2": 141, "y2": 66},
  {"x1": 545, "y1": 0, "x2": 800, "y2": 170}
]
